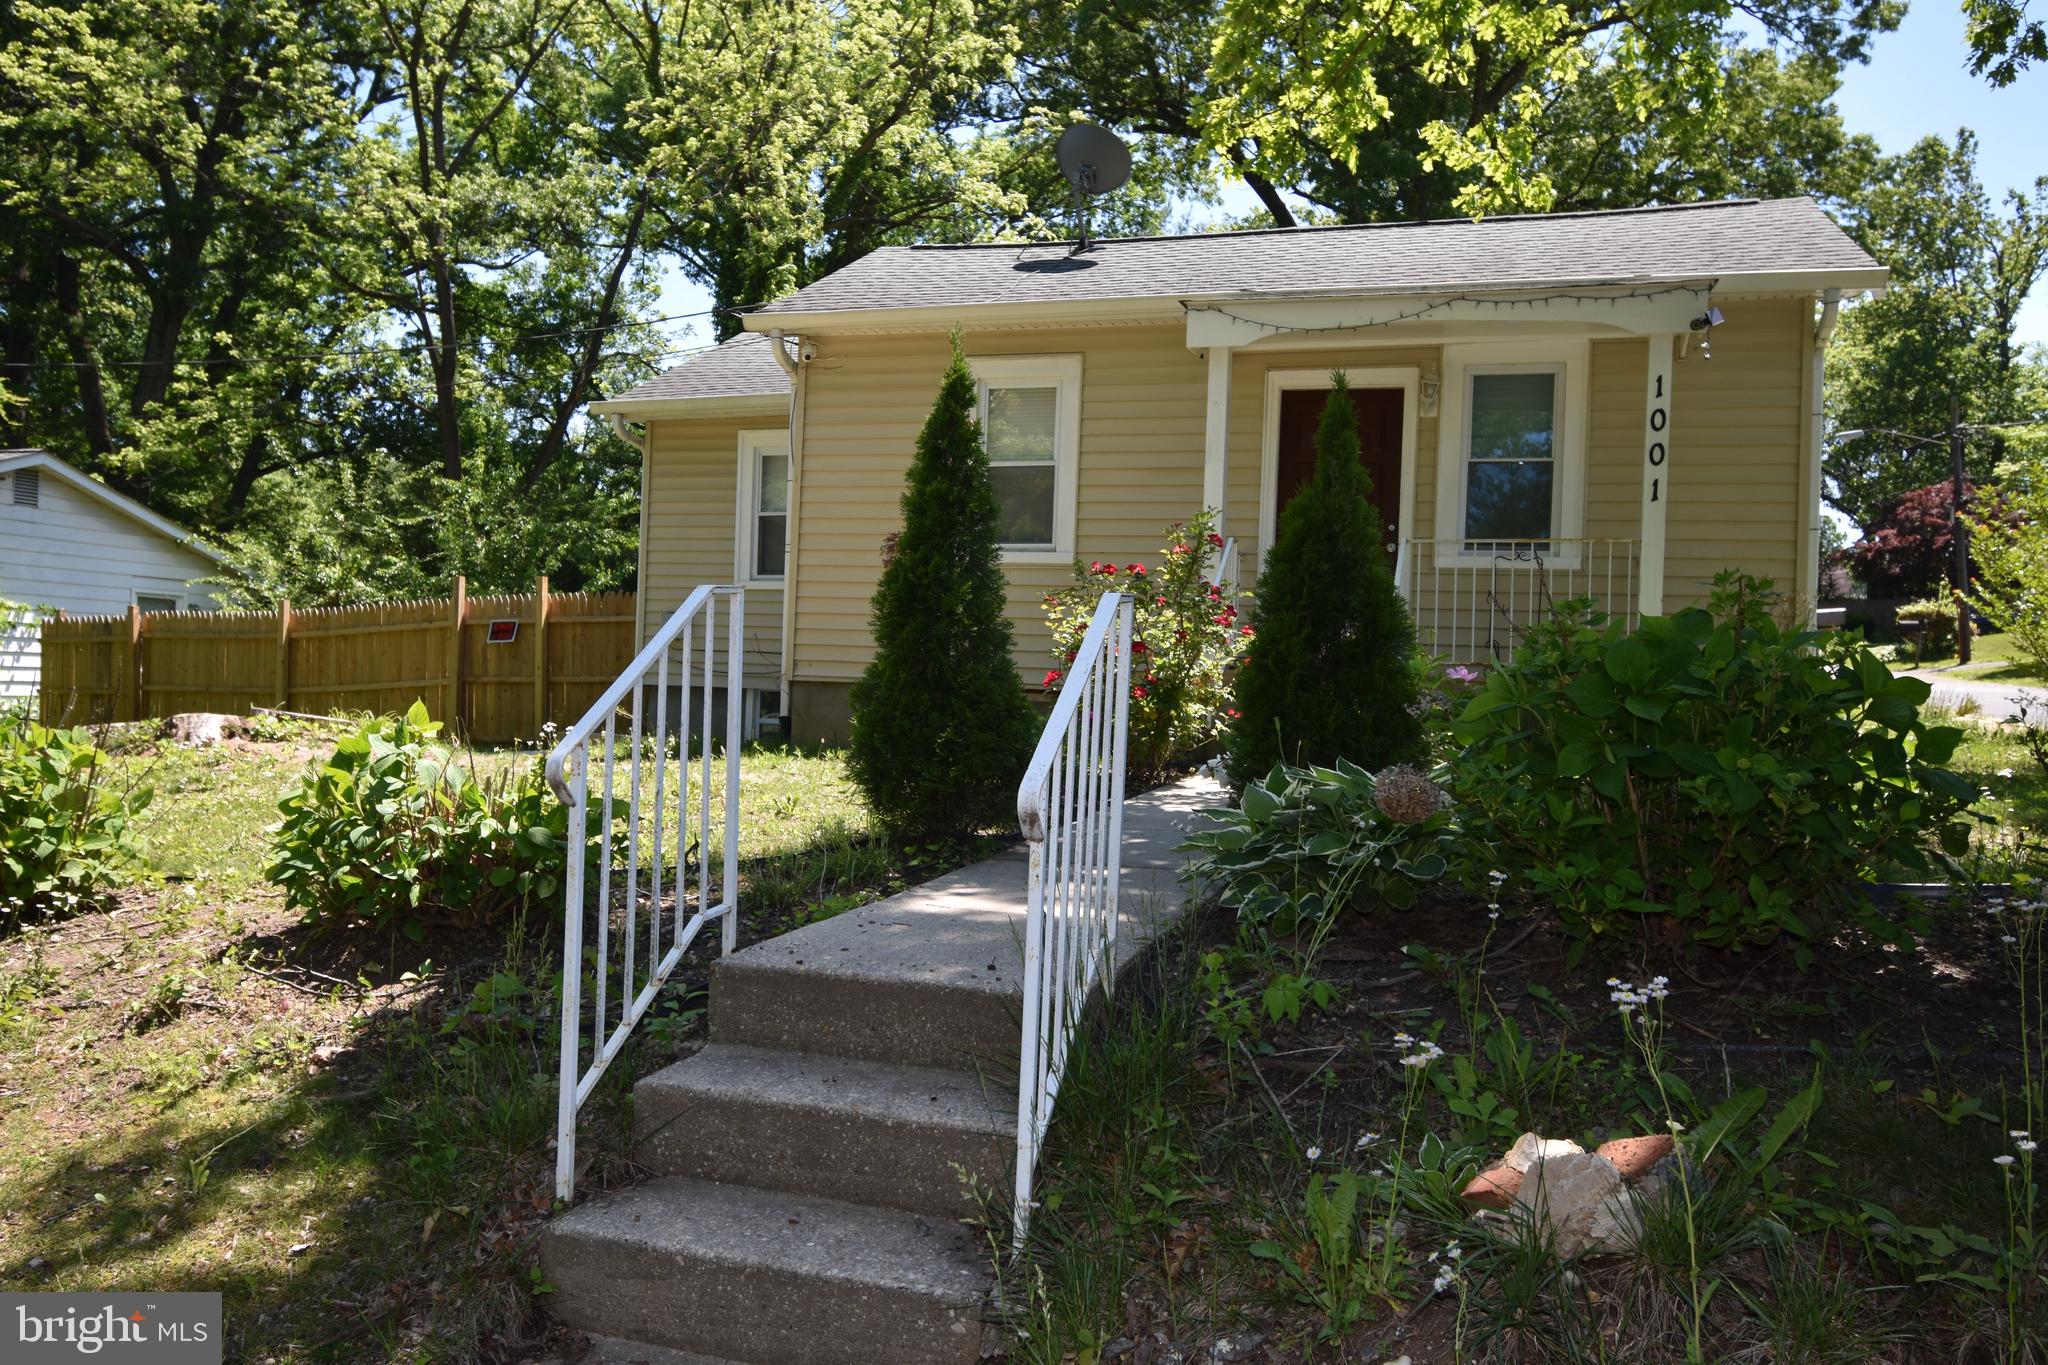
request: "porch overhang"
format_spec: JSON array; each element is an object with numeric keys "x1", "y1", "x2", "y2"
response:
[{"x1": 1182, "y1": 282, "x2": 1717, "y2": 349}]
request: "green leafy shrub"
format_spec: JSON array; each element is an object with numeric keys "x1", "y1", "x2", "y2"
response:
[
  {"x1": 0, "y1": 711, "x2": 150, "y2": 926},
  {"x1": 848, "y1": 341, "x2": 1037, "y2": 838},
  {"x1": 1450, "y1": 573, "x2": 1977, "y2": 951},
  {"x1": 1895, "y1": 594, "x2": 1959, "y2": 658},
  {"x1": 267, "y1": 702, "x2": 570, "y2": 936},
  {"x1": 1183, "y1": 758, "x2": 1458, "y2": 936},
  {"x1": 1226, "y1": 372, "x2": 1422, "y2": 782},
  {"x1": 1971, "y1": 474, "x2": 2048, "y2": 673},
  {"x1": 1043, "y1": 509, "x2": 1244, "y2": 781}
]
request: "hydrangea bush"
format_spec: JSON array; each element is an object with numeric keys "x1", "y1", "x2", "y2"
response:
[
  {"x1": 1, "y1": 711, "x2": 150, "y2": 928},
  {"x1": 1450, "y1": 572, "x2": 1978, "y2": 952},
  {"x1": 1043, "y1": 510, "x2": 1247, "y2": 781},
  {"x1": 267, "y1": 702, "x2": 575, "y2": 937}
]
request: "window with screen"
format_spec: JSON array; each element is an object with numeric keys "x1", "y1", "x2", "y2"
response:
[
  {"x1": 737, "y1": 431, "x2": 791, "y2": 584},
  {"x1": 972, "y1": 356, "x2": 1080, "y2": 556},
  {"x1": 1462, "y1": 370, "x2": 1559, "y2": 543}
]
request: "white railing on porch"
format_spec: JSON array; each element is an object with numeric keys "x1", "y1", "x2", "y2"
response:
[
  {"x1": 545, "y1": 584, "x2": 744, "y2": 1200},
  {"x1": 1402, "y1": 538, "x2": 1641, "y2": 661},
  {"x1": 1211, "y1": 536, "x2": 1239, "y2": 594},
  {"x1": 1013, "y1": 590, "x2": 1133, "y2": 1247}
]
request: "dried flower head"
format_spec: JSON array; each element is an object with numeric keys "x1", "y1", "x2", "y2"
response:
[{"x1": 1373, "y1": 765, "x2": 1446, "y2": 824}]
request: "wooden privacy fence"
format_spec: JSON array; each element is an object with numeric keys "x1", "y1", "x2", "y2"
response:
[{"x1": 38, "y1": 577, "x2": 637, "y2": 744}]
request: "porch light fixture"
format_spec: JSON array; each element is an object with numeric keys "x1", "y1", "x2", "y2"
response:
[
  {"x1": 1420, "y1": 370, "x2": 1441, "y2": 417},
  {"x1": 1684, "y1": 306, "x2": 1724, "y2": 360}
]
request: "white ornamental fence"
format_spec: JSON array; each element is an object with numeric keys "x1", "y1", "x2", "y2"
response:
[
  {"x1": 1013, "y1": 590, "x2": 1134, "y2": 1246},
  {"x1": 1398, "y1": 537, "x2": 1642, "y2": 661},
  {"x1": 545, "y1": 584, "x2": 744, "y2": 1200}
]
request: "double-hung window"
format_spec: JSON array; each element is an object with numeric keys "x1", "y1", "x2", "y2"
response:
[
  {"x1": 1435, "y1": 341, "x2": 1587, "y2": 559},
  {"x1": 736, "y1": 429, "x2": 791, "y2": 585},
  {"x1": 1462, "y1": 368, "x2": 1561, "y2": 544},
  {"x1": 971, "y1": 356, "x2": 1081, "y2": 559}
]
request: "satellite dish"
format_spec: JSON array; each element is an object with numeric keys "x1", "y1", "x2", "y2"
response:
[{"x1": 1056, "y1": 123, "x2": 1132, "y2": 254}]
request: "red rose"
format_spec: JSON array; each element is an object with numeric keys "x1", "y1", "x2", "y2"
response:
[
  {"x1": 1208, "y1": 532, "x2": 1224, "y2": 547},
  {"x1": 1132, "y1": 639, "x2": 1149, "y2": 654},
  {"x1": 1171, "y1": 543, "x2": 1190, "y2": 556},
  {"x1": 1131, "y1": 685, "x2": 1148, "y2": 700},
  {"x1": 1127, "y1": 563, "x2": 1146, "y2": 575},
  {"x1": 1240, "y1": 624, "x2": 1254, "y2": 636}
]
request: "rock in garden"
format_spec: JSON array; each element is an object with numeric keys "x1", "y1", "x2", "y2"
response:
[
  {"x1": 1513, "y1": 1152, "x2": 1623, "y2": 1258},
  {"x1": 1595, "y1": 1133, "x2": 1674, "y2": 1181},
  {"x1": 1503, "y1": 1132, "x2": 1584, "y2": 1172},
  {"x1": 163, "y1": 712, "x2": 242, "y2": 746}
]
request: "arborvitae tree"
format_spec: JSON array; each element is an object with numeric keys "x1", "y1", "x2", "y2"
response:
[
  {"x1": 848, "y1": 341, "x2": 1038, "y2": 837},
  {"x1": 1226, "y1": 371, "x2": 1423, "y2": 780}
]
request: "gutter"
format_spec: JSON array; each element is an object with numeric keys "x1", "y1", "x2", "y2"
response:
[
  {"x1": 1802, "y1": 288, "x2": 1844, "y2": 621},
  {"x1": 768, "y1": 330, "x2": 805, "y2": 728},
  {"x1": 612, "y1": 413, "x2": 653, "y2": 650}
]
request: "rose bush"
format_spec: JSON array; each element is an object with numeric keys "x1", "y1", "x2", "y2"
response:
[{"x1": 1043, "y1": 510, "x2": 1247, "y2": 781}]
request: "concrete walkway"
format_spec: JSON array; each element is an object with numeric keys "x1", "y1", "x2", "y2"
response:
[
  {"x1": 542, "y1": 773, "x2": 1222, "y2": 1365},
  {"x1": 1902, "y1": 667, "x2": 2048, "y2": 718}
]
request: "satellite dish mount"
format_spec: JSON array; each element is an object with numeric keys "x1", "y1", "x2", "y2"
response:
[{"x1": 1056, "y1": 124, "x2": 1133, "y2": 256}]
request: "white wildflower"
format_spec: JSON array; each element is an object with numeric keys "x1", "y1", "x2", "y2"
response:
[
  {"x1": 1995, "y1": 1154, "x2": 2017, "y2": 1167},
  {"x1": 1305, "y1": 1146, "x2": 1323, "y2": 1161},
  {"x1": 1354, "y1": 1132, "x2": 1383, "y2": 1151}
]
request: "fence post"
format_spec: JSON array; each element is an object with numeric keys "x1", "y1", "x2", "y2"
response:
[
  {"x1": 275, "y1": 598, "x2": 292, "y2": 708},
  {"x1": 447, "y1": 575, "x2": 467, "y2": 732},
  {"x1": 533, "y1": 574, "x2": 550, "y2": 738},
  {"x1": 121, "y1": 604, "x2": 141, "y2": 722}
]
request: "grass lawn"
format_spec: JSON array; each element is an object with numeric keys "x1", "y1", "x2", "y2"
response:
[
  {"x1": 1886, "y1": 630, "x2": 2048, "y2": 686},
  {"x1": 0, "y1": 721, "x2": 971, "y2": 1363}
]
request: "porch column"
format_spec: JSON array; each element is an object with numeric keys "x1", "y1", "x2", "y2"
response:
[
  {"x1": 1202, "y1": 346, "x2": 1232, "y2": 534},
  {"x1": 1638, "y1": 334, "x2": 1674, "y2": 617}
]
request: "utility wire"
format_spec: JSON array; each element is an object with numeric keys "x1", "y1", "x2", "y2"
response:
[{"x1": 10, "y1": 302, "x2": 752, "y2": 372}]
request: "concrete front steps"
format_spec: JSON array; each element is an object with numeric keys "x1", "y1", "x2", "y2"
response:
[{"x1": 542, "y1": 776, "x2": 1219, "y2": 1365}]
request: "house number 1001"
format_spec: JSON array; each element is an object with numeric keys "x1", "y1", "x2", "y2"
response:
[{"x1": 1646, "y1": 373, "x2": 1667, "y2": 501}]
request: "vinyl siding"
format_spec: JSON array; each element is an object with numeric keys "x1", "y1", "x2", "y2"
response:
[
  {"x1": 1664, "y1": 296, "x2": 1807, "y2": 605},
  {"x1": 0, "y1": 470, "x2": 219, "y2": 614},
  {"x1": 738, "y1": 304, "x2": 1814, "y2": 688},
  {"x1": 792, "y1": 326, "x2": 1206, "y2": 685},
  {"x1": 640, "y1": 416, "x2": 786, "y2": 689}
]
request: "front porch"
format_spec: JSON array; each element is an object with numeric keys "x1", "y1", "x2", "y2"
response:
[{"x1": 1399, "y1": 536, "x2": 1642, "y2": 661}]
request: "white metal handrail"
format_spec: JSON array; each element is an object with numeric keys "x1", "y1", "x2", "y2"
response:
[
  {"x1": 1211, "y1": 536, "x2": 1238, "y2": 594},
  {"x1": 545, "y1": 583, "x2": 744, "y2": 1200},
  {"x1": 1013, "y1": 590, "x2": 1133, "y2": 1247},
  {"x1": 1402, "y1": 537, "x2": 1640, "y2": 661}
]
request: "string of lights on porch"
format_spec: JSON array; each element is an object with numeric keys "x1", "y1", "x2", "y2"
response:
[{"x1": 1180, "y1": 280, "x2": 1720, "y2": 337}]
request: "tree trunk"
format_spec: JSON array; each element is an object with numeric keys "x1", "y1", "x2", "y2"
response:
[{"x1": 52, "y1": 252, "x2": 115, "y2": 458}]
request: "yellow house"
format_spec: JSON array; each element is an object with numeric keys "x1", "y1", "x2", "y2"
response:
[{"x1": 592, "y1": 197, "x2": 1885, "y2": 744}]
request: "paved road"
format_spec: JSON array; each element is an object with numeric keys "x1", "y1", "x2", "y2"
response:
[{"x1": 1902, "y1": 667, "x2": 2048, "y2": 718}]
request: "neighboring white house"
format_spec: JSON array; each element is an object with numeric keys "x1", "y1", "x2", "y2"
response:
[{"x1": 0, "y1": 449, "x2": 227, "y2": 701}]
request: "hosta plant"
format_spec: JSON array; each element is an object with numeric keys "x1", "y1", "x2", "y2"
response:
[
  {"x1": 1450, "y1": 572, "x2": 1978, "y2": 953},
  {"x1": 268, "y1": 701, "x2": 574, "y2": 937},
  {"x1": 0, "y1": 711, "x2": 150, "y2": 926},
  {"x1": 1182, "y1": 757, "x2": 1459, "y2": 937},
  {"x1": 1044, "y1": 509, "x2": 1246, "y2": 781}
]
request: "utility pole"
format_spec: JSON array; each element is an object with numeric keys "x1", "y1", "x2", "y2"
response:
[{"x1": 1950, "y1": 393, "x2": 1972, "y2": 665}]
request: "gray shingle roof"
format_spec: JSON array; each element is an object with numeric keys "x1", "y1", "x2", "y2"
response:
[
  {"x1": 609, "y1": 331, "x2": 791, "y2": 405},
  {"x1": 750, "y1": 197, "x2": 1878, "y2": 318}
]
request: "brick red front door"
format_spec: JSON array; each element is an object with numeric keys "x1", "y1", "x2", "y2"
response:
[{"x1": 1275, "y1": 386, "x2": 1404, "y2": 552}]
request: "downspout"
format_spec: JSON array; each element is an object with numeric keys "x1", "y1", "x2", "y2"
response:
[
  {"x1": 612, "y1": 414, "x2": 653, "y2": 649},
  {"x1": 768, "y1": 329, "x2": 805, "y2": 730},
  {"x1": 1803, "y1": 289, "x2": 1843, "y2": 623}
]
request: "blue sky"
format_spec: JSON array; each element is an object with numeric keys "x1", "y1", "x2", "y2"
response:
[
  {"x1": 1825, "y1": 2, "x2": 2047, "y2": 346},
  {"x1": 657, "y1": 7, "x2": 2046, "y2": 347}
]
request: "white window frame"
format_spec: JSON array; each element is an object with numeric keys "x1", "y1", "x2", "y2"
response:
[
  {"x1": 1432, "y1": 340, "x2": 1589, "y2": 566},
  {"x1": 969, "y1": 354, "x2": 1082, "y2": 564},
  {"x1": 733, "y1": 428, "x2": 792, "y2": 587}
]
